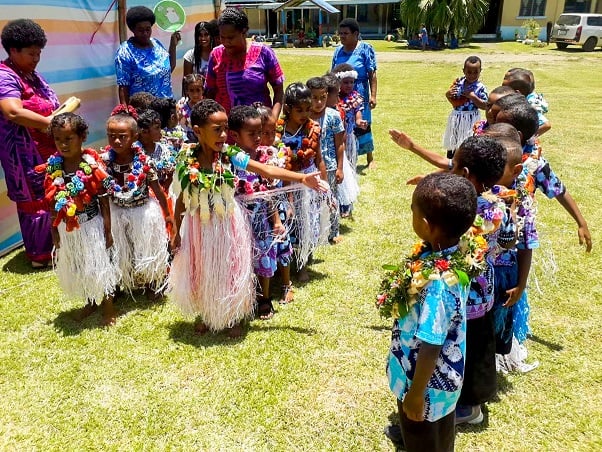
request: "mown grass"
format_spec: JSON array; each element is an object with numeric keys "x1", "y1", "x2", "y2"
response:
[{"x1": 1, "y1": 46, "x2": 601, "y2": 450}]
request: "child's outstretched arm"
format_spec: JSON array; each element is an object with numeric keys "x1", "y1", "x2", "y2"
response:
[
  {"x1": 389, "y1": 129, "x2": 449, "y2": 170},
  {"x1": 246, "y1": 160, "x2": 329, "y2": 192},
  {"x1": 504, "y1": 248, "x2": 532, "y2": 307},
  {"x1": 403, "y1": 343, "x2": 441, "y2": 421},
  {"x1": 556, "y1": 191, "x2": 592, "y2": 252}
]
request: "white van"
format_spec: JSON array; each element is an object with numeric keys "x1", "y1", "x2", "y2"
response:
[{"x1": 551, "y1": 13, "x2": 602, "y2": 51}]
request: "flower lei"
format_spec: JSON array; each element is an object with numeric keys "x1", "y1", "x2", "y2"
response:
[
  {"x1": 376, "y1": 233, "x2": 489, "y2": 320},
  {"x1": 472, "y1": 185, "x2": 513, "y2": 235},
  {"x1": 274, "y1": 118, "x2": 319, "y2": 171},
  {"x1": 175, "y1": 143, "x2": 236, "y2": 193},
  {"x1": 42, "y1": 150, "x2": 106, "y2": 232},
  {"x1": 102, "y1": 145, "x2": 151, "y2": 200},
  {"x1": 235, "y1": 145, "x2": 293, "y2": 196}
]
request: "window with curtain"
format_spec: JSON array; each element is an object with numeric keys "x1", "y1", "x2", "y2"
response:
[{"x1": 519, "y1": 0, "x2": 547, "y2": 16}]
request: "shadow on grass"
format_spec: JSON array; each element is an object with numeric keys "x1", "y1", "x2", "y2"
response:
[
  {"x1": 2, "y1": 250, "x2": 52, "y2": 275},
  {"x1": 368, "y1": 324, "x2": 391, "y2": 332},
  {"x1": 52, "y1": 290, "x2": 167, "y2": 335},
  {"x1": 168, "y1": 320, "x2": 317, "y2": 348},
  {"x1": 339, "y1": 223, "x2": 353, "y2": 235},
  {"x1": 529, "y1": 333, "x2": 563, "y2": 351},
  {"x1": 489, "y1": 372, "x2": 514, "y2": 403}
]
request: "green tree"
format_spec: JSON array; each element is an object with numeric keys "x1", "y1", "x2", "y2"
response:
[{"x1": 400, "y1": 0, "x2": 489, "y2": 40}]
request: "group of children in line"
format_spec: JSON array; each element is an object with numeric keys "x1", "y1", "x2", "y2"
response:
[
  {"x1": 382, "y1": 56, "x2": 592, "y2": 451},
  {"x1": 40, "y1": 63, "x2": 372, "y2": 338}
]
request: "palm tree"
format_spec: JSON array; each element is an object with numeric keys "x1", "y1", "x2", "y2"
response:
[{"x1": 400, "y1": 0, "x2": 489, "y2": 40}]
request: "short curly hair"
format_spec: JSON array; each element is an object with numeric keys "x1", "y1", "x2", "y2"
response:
[
  {"x1": 126, "y1": 6, "x2": 155, "y2": 32},
  {"x1": 150, "y1": 97, "x2": 176, "y2": 129},
  {"x1": 495, "y1": 94, "x2": 539, "y2": 143},
  {"x1": 190, "y1": 99, "x2": 225, "y2": 127},
  {"x1": 1, "y1": 19, "x2": 47, "y2": 53},
  {"x1": 455, "y1": 136, "x2": 507, "y2": 189},
  {"x1": 338, "y1": 18, "x2": 360, "y2": 34},
  {"x1": 217, "y1": 8, "x2": 249, "y2": 32},
  {"x1": 306, "y1": 76, "x2": 327, "y2": 91},
  {"x1": 228, "y1": 105, "x2": 260, "y2": 132},
  {"x1": 137, "y1": 109, "x2": 161, "y2": 131},
  {"x1": 413, "y1": 173, "x2": 477, "y2": 241},
  {"x1": 50, "y1": 113, "x2": 89, "y2": 141}
]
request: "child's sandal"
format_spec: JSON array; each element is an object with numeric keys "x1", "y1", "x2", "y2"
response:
[
  {"x1": 257, "y1": 297, "x2": 274, "y2": 320},
  {"x1": 279, "y1": 283, "x2": 294, "y2": 305}
]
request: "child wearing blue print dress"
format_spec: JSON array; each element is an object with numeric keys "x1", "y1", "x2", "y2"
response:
[
  {"x1": 443, "y1": 56, "x2": 488, "y2": 157},
  {"x1": 385, "y1": 173, "x2": 477, "y2": 452}
]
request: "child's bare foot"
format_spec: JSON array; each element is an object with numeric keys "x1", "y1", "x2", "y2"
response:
[
  {"x1": 194, "y1": 320, "x2": 209, "y2": 335},
  {"x1": 227, "y1": 323, "x2": 243, "y2": 339},
  {"x1": 257, "y1": 297, "x2": 274, "y2": 320},
  {"x1": 367, "y1": 160, "x2": 377, "y2": 170},
  {"x1": 73, "y1": 302, "x2": 98, "y2": 321},
  {"x1": 297, "y1": 267, "x2": 310, "y2": 283},
  {"x1": 100, "y1": 296, "x2": 116, "y2": 327},
  {"x1": 329, "y1": 235, "x2": 343, "y2": 245},
  {"x1": 279, "y1": 283, "x2": 294, "y2": 305}
]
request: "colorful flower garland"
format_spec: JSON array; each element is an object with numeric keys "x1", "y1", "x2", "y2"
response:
[
  {"x1": 376, "y1": 233, "x2": 489, "y2": 320},
  {"x1": 274, "y1": 118, "x2": 320, "y2": 171},
  {"x1": 175, "y1": 143, "x2": 237, "y2": 193},
  {"x1": 41, "y1": 150, "x2": 107, "y2": 231},
  {"x1": 102, "y1": 146, "x2": 151, "y2": 200}
]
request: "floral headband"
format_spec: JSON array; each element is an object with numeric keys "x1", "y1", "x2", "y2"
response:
[
  {"x1": 335, "y1": 70, "x2": 358, "y2": 80},
  {"x1": 110, "y1": 104, "x2": 139, "y2": 120}
]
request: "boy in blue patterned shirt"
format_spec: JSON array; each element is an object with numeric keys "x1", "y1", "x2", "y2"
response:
[{"x1": 386, "y1": 173, "x2": 477, "y2": 451}]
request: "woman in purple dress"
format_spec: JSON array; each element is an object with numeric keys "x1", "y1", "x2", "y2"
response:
[
  {"x1": 0, "y1": 19, "x2": 58, "y2": 267},
  {"x1": 204, "y1": 8, "x2": 284, "y2": 119},
  {"x1": 331, "y1": 18, "x2": 378, "y2": 169}
]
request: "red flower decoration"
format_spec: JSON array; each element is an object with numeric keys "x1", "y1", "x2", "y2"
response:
[
  {"x1": 127, "y1": 174, "x2": 136, "y2": 182},
  {"x1": 434, "y1": 259, "x2": 450, "y2": 271}
]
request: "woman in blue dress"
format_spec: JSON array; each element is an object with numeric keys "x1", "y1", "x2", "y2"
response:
[
  {"x1": 331, "y1": 18, "x2": 377, "y2": 169},
  {"x1": 115, "y1": 6, "x2": 181, "y2": 105}
]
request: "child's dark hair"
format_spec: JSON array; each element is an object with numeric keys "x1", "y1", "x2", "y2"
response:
[
  {"x1": 323, "y1": 73, "x2": 340, "y2": 95},
  {"x1": 129, "y1": 92, "x2": 155, "y2": 115},
  {"x1": 464, "y1": 55, "x2": 482, "y2": 68},
  {"x1": 414, "y1": 173, "x2": 477, "y2": 240},
  {"x1": 228, "y1": 105, "x2": 261, "y2": 132},
  {"x1": 150, "y1": 97, "x2": 177, "y2": 129},
  {"x1": 306, "y1": 76, "x2": 327, "y2": 91},
  {"x1": 492, "y1": 136, "x2": 523, "y2": 167},
  {"x1": 252, "y1": 102, "x2": 273, "y2": 124},
  {"x1": 482, "y1": 122, "x2": 521, "y2": 143},
  {"x1": 108, "y1": 104, "x2": 138, "y2": 132},
  {"x1": 217, "y1": 8, "x2": 248, "y2": 31},
  {"x1": 455, "y1": 136, "x2": 507, "y2": 188},
  {"x1": 332, "y1": 63, "x2": 354, "y2": 75},
  {"x1": 284, "y1": 82, "x2": 311, "y2": 108},
  {"x1": 50, "y1": 112, "x2": 89, "y2": 140},
  {"x1": 183, "y1": 73, "x2": 205, "y2": 94},
  {"x1": 489, "y1": 85, "x2": 515, "y2": 97},
  {"x1": 137, "y1": 109, "x2": 161, "y2": 131},
  {"x1": 495, "y1": 94, "x2": 538, "y2": 143},
  {"x1": 504, "y1": 70, "x2": 532, "y2": 96},
  {"x1": 190, "y1": 99, "x2": 225, "y2": 127}
]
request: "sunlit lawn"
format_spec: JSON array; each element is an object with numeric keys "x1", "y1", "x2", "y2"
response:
[{"x1": 1, "y1": 44, "x2": 601, "y2": 450}]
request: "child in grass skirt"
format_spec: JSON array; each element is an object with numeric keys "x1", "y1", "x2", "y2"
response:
[
  {"x1": 102, "y1": 106, "x2": 173, "y2": 298},
  {"x1": 41, "y1": 113, "x2": 119, "y2": 325},
  {"x1": 169, "y1": 100, "x2": 327, "y2": 337}
]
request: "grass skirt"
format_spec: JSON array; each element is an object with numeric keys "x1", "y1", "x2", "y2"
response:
[
  {"x1": 110, "y1": 200, "x2": 170, "y2": 293},
  {"x1": 337, "y1": 154, "x2": 360, "y2": 206},
  {"x1": 54, "y1": 215, "x2": 119, "y2": 304},
  {"x1": 168, "y1": 200, "x2": 255, "y2": 332},
  {"x1": 443, "y1": 110, "x2": 481, "y2": 150}
]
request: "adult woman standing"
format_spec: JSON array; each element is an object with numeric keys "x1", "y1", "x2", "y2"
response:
[
  {"x1": 0, "y1": 19, "x2": 58, "y2": 267},
  {"x1": 182, "y1": 20, "x2": 218, "y2": 77},
  {"x1": 204, "y1": 8, "x2": 284, "y2": 118},
  {"x1": 331, "y1": 18, "x2": 377, "y2": 169},
  {"x1": 115, "y1": 5, "x2": 181, "y2": 104}
]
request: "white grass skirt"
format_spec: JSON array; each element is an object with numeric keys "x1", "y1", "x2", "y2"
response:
[
  {"x1": 110, "y1": 200, "x2": 170, "y2": 292},
  {"x1": 168, "y1": 203, "x2": 255, "y2": 332},
  {"x1": 54, "y1": 215, "x2": 119, "y2": 304},
  {"x1": 443, "y1": 110, "x2": 481, "y2": 151},
  {"x1": 337, "y1": 154, "x2": 360, "y2": 206}
]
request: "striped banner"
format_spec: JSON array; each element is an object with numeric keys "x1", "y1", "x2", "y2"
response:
[{"x1": 0, "y1": 0, "x2": 216, "y2": 256}]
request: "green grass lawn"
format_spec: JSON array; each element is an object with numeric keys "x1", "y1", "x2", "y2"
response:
[{"x1": 1, "y1": 46, "x2": 601, "y2": 450}]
